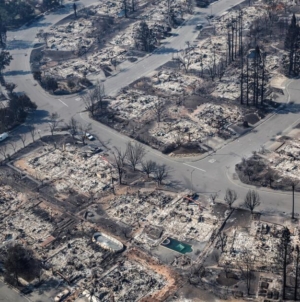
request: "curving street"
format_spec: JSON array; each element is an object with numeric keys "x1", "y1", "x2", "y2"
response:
[{"x1": 3, "y1": 0, "x2": 300, "y2": 218}]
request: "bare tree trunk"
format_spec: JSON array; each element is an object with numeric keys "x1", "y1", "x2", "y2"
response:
[
  {"x1": 261, "y1": 53, "x2": 265, "y2": 106},
  {"x1": 240, "y1": 11, "x2": 243, "y2": 56},
  {"x1": 295, "y1": 246, "x2": 300, "y2": 301},
  {"x1": 292, "y1": 183, "x2": 295, "y2": 220},
  {"x1": 240, "y1": 45, "x2": 244, "y2": 105},
  {"x1": 283, "y1": 244, "x2": 288, "y2": 300},
  {"x1": 231, "y1": 22, "x2": 234, "y2": 62},
  {"x1": 246, "y1": 55, "x2": 249, "y2": 106},
  {"x1": 255, "y1": 57, "x2": 259, "y2": 107},
  {"x1": 235, "y1": 20, "x2": 238, "y2": 58},
  {"x1": 227, "y1": 30, "x2": 231, "y2": 64}
]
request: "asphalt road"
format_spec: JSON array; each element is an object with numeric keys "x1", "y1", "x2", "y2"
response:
[
  {"x1": 0, "y1": 281, "x2": 29, "y2": 302},
  {"x1": 3, "y1": 0, "x2": 300, "y2": 221},
  {"x1": 2, "y1": 1, "x2": 300, "y2": 302}
]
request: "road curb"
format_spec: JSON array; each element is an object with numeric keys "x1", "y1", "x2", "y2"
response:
[{"x1": 225, "y1": 169, "x2": 300, "y2": 197}]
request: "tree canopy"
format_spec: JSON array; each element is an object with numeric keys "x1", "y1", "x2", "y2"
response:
[{"x1": 0, "y1": 50, "x2": 12, "y2": 74}]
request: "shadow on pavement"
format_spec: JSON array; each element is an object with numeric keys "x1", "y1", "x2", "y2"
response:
[
  {"x1": 6, "y1": 40, "x2": 34, "y2": 50},
  {"x1": 3, "y1": 70, "x2": 32, "y2": 76},
  {"x1": 154, "y1": 47, "x2": 178, "y2": 54}
]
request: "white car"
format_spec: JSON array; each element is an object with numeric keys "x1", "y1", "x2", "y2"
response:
[
  {"x1": 0, "y1": 132, "x2": 8, "y2": 142},
  {"x1": 86, "y1": 133, "x2": 95, "y2": 141},
  {"x1": 54, "y1": 289, "x2": 70, "y2": 302}
]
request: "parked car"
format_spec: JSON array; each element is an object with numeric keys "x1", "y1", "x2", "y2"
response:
[
  {"x1": 85, "y1": 133, "x2": 95, "y2": 141},
  {"x1": 0, "y1": 132, "x2": 8, "y2": 142},
  {"x1": 54, "y1": 289, "x2": 70, "y2": 302},
  {"x1": 21, "y1": 287, "x2": 32, "y2": 295},
  {"x1": 196, "y1": 23, "x2": 203, "y2": 30}
]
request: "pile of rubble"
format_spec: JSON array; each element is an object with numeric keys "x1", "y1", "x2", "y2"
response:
[
  {"x1": 219, "y1": 221, "x2": 284, "y2": 269},
  {"x1": 46, "y1": 237, "x2": 107, "y2": 282},
  {"x1": 48, "y1": 19, "x2": 94, "y2": 51},
  {"x1": 149, "y1": 103, "x2": 242, "y2": 145},
  {"x1": 152, "y1": 71, "x2": 201, "y2": 94},
  {"x1": 0, "y1": 202, "x2": 55, "y2": 245},
  {"x1": 269, "y1": 139, "x2": 300, "y2": 181},
  {"x1": 0, "y1": 184, "x2": 26, "y2": 220},
  {"x1": 14, "y1": 145, "x2": 115, "y2": 195},
  {"x1": 109, "y1": 90, "x2": 164, "y2": 121},
  {"x1": 107, "y1": 190, "x2": 223, "y2": 248},
  {"x1": 106, "y1": 190, "x2": 177, "y2": 227}
]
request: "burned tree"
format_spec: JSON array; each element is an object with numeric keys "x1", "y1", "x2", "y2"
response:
[
  {"x1": 48, "y1": 112, "x2": 62, "y2": 137},
  {"x1": 217, "y1": 231, "x2": 227, "y2": 252},
  {"x1": 29, "y1": 125, "x2": 37, "y2": 142},
  {"x1": 224, "y1": 188, "x2": 237, "y2": 209},
  {"x1": 154, "y1": 164, "x2": 169, "y2": 186},
  {"x1": 83, "y1": 82, "x2": 105, "y2": 116},
  {"x1": 93, "y1": 81, "x2": 105, "y2": 109},
  {"x1": 131, "y1": 0, "x2": 137, "y2": 12},
  {"x1": 166, "y1": 0, "x2": 176, "y2": 27},
  {"x1": 19, "y1": 133, "x2": 27, "y2": 148},
  {"x1": 73, "y1": 3, "x2": 77, "y2": 18},
  {"x1": 177, "y1": 43, "x2": 194, "y2": 74},
  {"x1": 83, "y1": 90, "x2": 99, "y2": 117},
  {"x1": 78, "y1": 123, "x2": 92, "y2": 145},
  {"x1": 0, "y1": 144, "x2": 8, "y2": 159},
  {"x1": 284, "y1": 14, "x2": 300, "y2": 76},
  {"x1": 238, "y1": 249, "x2": 255, "y2": 295},
  {"x1": 66, "y1": 117, "x2": 78, "y2": 139},
  {"x1": 265, "y1": 168, "x2": 275, "y2": 188},
  {"x1": 291, "y1": 181, "x2": 298, "y2": 220},
  {"x1": 121, "y1": 0, "x2": 129, "y2": 18},
  {"x1": 240, "y1": 46, "x2": 267, "y2": 107},
  {"x1": 244, "y1": 189, "x2": 260, "y2": 214},
  {"x1": 126, "y1": 141, "x2": 146, "y2": 171},
  {"x1": 153, "y1": 100, "x2": 165, "y2": 122},
  {"x1": 141, "y1": 160, "x2": 157, "y2": 178},
  {"x1": 112, "y1": 147, "x2": 127, "y2": 184},
  {"x1": 8, "y1": 141, "x2": 17, "y2": 153},
  {"x1": 186, "y1": 0, "x2": 195, "y2": 14},
  {"x1": 210, "y1": 192, "x2": 218, "y2": 204},
  {"x1": 134, "y1": 21, "x2": 156, "y2": 52}
]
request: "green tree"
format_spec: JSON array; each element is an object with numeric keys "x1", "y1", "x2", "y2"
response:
[
  {"x1": 0, "y1": 50, "x2": 12, "y2": 74},
  {"x1": 4, "y1": 244, "x2": 41, "y2": 285},
  {"x1": 277, "y1": 228, "x2": 292, "y2": 300},
  {"x1": 33, "y1": 71, "x2": 42, "y2": 82},
  {"x1": 134, "y1": 21, "x2": 156, "y2": 52},
  {"x1": 44, "y1": 77, "x2": 58, "y2": 93},
  {"x1": 0, "y1": 15, "x2": 7, "y2": 48},
  {"x1": 17, "y1": 2, "x2": 34, "y2": 22},
  {"x1": 42, "y1": 0, "x2": 59, "y2": 11}
]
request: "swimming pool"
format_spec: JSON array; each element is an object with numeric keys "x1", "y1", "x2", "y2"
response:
[{"x1": 161, "y1": 237, "x2": 193, "y2": 254}]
